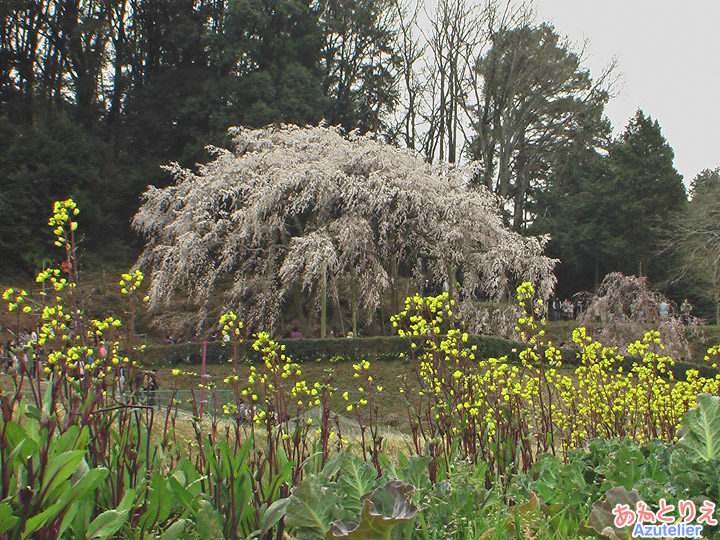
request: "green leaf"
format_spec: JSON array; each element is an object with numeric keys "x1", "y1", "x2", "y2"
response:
[
  {"x1": 230, "y1": 469, "x2": 253, "y2": 529},
  {"x1": 0, "y1": 503, "x2": 19, "y2": 533},
  {"x1": 285, "y1": 481, "x2": 338, "y2": 538},
  {"x1": 174, "y1": 458, "x2": 203, "y2": 496},
  {"x1": 139, "y1": 472, "x2": 173, "y2": 531},
  {"x1": 21, "y1": 452, "x2": 96, "y2": 538},
  {"x1": 42, "y1": 373, "x2": 54, "y2": 415},
  {"x1": 49, "y1": 426, "x2": 82, "y2": 458},
  {"x1": 5, "y1": 422, "x2": 37, "y2": 463},
  {"x1": 162, "y1": 519, "x2": 191, "y2": 540},
  {"x1": 675, "y1": 393, "x2": 720, "y2": 462},
  {"x1": 398, "y1": 455, "x2": 432, "y2": 491},
  {"x1": 255, "y1": 498, "x2": 291, "y2": 538},
  {"x1": 62, "y1": 467, "x2": 109, "y2": 504},
  {"x1": 507, "y1": 493, "x2": 544, "y2": 534},
  {"x1": 117, "y1": 487, "x2": 138, "y2": 513},
  {"x1": 7, "y1": 438, "x2": 36, "y2": 472},
  {"x1": 39, "y1": 449, "x2": 86, "y2": 504},
  {"x1": 56, "y1": 468, "x2": 110, "y2": 537},
  {"x1": 22, "y1": 501, "x2": 65, "y2": 538},
  {"x1": 325, "y1": 481, "x2": 418, "y2": 540},
  {"x1": 168, "y1": 475, "x2": 201, "y2": 514},
  {"x1": 586, "y1": 486, "x2": 640, "y2": 540},
  {"x1": 86, "y1": 509, "x2": 129, "y2": 540},
  {"x1": 196, "y1": 500, "x2": 226, "y2": 540},
  {"x1": 320, "y1": 451, "x2": 344, "y2": 480},
  {"x1": 71, "y1": 493, "x2": 94, "y2": 537},
  {"x1": 605, "y1": 445, "x2": 645, "y2": 491},
  {"x1": 56, "y1": 502, "x2": 80, "y2": 539},
  {"x1": 338, "y1": 454, "x2": 378, "y2": 514},
  {"x1": 670, "y1": 451, "x2": 720, "y2": 500}
]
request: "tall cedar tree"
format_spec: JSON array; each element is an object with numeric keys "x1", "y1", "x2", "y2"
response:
[
  {"x1": 607, "y1": 109, "x2": 686, "y2": 280},
  {"x1": 533, "y1": 111, "x2": 685, "y2": 295},
  {"x1": 531, "y1": 142, "x2": 617, "y2": 296}
]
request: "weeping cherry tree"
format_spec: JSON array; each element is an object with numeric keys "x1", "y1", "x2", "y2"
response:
[{"x1": 133, "y1": 125, "x2": 556, "y2": 335}]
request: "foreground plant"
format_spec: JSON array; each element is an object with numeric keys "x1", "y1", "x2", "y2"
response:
[
  {"x1": 391, "y1": 282, "x2": 720, "y2": 488},
  {"x1": 0, "y1": 201, "x2": 225, "y2": 539}
]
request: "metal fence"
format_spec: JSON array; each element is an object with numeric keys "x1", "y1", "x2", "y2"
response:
[{"x1": 126, "y1": 389, "x2": 237, "y2": 413}]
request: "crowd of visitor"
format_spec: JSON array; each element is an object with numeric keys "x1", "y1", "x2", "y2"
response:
[{"x1": 551, "y1": 298, "x2": 585, "y2": 321}]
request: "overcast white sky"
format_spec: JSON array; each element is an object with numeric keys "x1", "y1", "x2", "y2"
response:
[{"x1": 533, "y1": 0, "x2": 720, "y2": 188}]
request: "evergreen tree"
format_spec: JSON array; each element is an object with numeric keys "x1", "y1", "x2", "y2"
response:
[
  {"x1": 534, "y1": 111, "x2": 686, "y2": 294},
  {"x1": 226, "y1": 0, "x2": 326, "y2": 127},
  {"x1": 0, "y1": 113, "x2": 118, "y2": 270},
  {"x1": 531, "y1": 143, "x2": 616, "y2": 296},
  {"x1": 607, "y1": 109, "x2": 686, "y2": 279},
  {"x1": 319, "y1": 0, "x2": 400, "y2": 133}
]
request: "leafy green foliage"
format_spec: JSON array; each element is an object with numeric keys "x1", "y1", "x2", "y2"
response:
[
  {"x1": 5, "y1": 200, "x2": 720, "y2": 540},
  {"x1": 471, "y1": 22, "x2": 610, "y2": 232},
  {"x1": 606, "y1": 109, "x2": 686, "y2": 279},
  {"x1": 587, "y1": 487, "x2": 640, "y2": 540},
  {"x1": 196, "y1": 501, "x2": 227, "y2": 540},
  {"x1": 510, "y1": 436, "x2": 674, "y2": 531},
  {"x1": 531, "y1": 144, "x2": 617, "y2": 295},
  {"x1": 675, "y1": 393, "x2": 720, "y2": 461},
  {"x1": 0, "y1": 408, "x2": 130, "y2": 540},
  {"x1": 0, "y1": 114, "x2": 120, "y2": 269},
  {"x1": 337, "y1": 455, "x2": 381, "y2": 514},
  {"x1": 286, "y1": 482, "x2": 339, "y2": 539},
  {"x1": 670, "y1": 393, "x2": 720, "y2": 504},
  {"x1": 325, "y1": 481, "x2": 418, "y2": 539},
  {"x1": 534, "y1": 109, "x2": 687, "y2": 294}
]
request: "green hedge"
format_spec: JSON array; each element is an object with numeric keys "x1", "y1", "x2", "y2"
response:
[
  {"x1": 140, "y1": 335, "x2": 717, "y2": 381},
  {"x1": 140, "y1": 334, "x2": 522, "y2": 366}
]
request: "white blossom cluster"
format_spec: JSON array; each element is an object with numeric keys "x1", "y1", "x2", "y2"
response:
[{"x1": 133, "y1": 125, "x2": 556, "y2": 330}]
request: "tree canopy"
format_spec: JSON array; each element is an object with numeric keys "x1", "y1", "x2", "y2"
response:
[
  {"x1": 606, "y1": 110, "x2": 686, "y2": 278},
  {"x1": 0, "y1": 0, "x2": 397, "y2": 270},
  {"x1": 532, "y1": 109, "x2": 688, "y2": 297},
  {"x1": 133, "y1": 125, "x2": 556, "y2": 333},
  {"x1": 2, "y1": 0, "x2": 713, "y2": 318},
  {"x1": 469, "y1": 22, "x2": 611, "y2": 231}
]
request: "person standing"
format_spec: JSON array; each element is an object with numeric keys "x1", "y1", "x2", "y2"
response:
[
  {"x1": 147, "y1": 370, "x2": 159, "y2": 407},
  {"x1": 116, "y1": 367, "x2": 126, "y2": 401},
  {"x1": 553, "y1": 298, "x2": 562, "y2": 321},
  {"x1": 681, "y1": 298, "x2": 692, "y2": 325}
]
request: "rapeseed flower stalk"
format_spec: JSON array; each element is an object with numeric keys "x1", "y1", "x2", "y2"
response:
[
  {"x1": 394, "y1": 282, "x2": 720, "y2": 483},
  {"x1": 514, "y1": 281, "x2": 563, "y2": 458},
  {"x1": 706, "y1": 344, "x2": 720, "y2": 372},
  {"x1": 347, "y1": 358, "x2": 384, "y2": 470},
  {"x1": 569, "y1": 317, "x2": 720, "y2": 448},
  {"x1": 219, "y1": 310, "x2": 244, "y2": 403},
  {"x1": 393, "y1": 291, "x2": 535, "y2": 483},
  {"x1": 243, "y1": 331, "x2": 320, "y2": 484}
]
